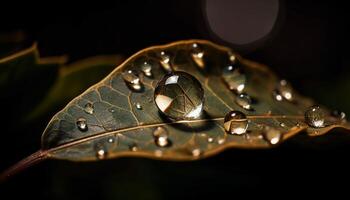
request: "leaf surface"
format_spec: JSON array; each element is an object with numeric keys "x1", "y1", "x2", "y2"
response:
[{"x1": 39, "y1": 40, "x2": 350, "y2": 162}]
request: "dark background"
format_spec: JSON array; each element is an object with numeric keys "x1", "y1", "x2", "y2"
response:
[{"x1": 1, "y1": 0, "x2": 350, "y2": 199}]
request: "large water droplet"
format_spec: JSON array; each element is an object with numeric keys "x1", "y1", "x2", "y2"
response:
[
  {"x1": 122, "y1": 70, "x2": 143, "y2": 92},
  {"x1": 84, "y1": 103, "x2": 94, "y2": 114},
  {"x1": 262, "y1": 126, "x2": 282, "y2": 145},
  {"x1": 235, "y1": 93, "x2": 253, "y2": 110},
  {"x1": 222, "y1": 61, "x2": 246, "y2": 93},
  {"x1": 305, "y1": 105, "x2": 326, "y2": 128},
  {"x1": 76, "y1": 117, "x2": 88, "y2": 132},
  {"x1": 276, "y1": 80, "x2": 293, "y2": 101},
  {"x1": 154, "y1": 71, "x2": 204, "y2": 120},
  {"x1": 141, "y1": 61, "x2": 153, "y2": 77},
  {"x1": 191, "y1": 43, "x2": 205, "y2": 69},
  {"x1": 96, "y1": 148, "x2": 106, "y2": 159},
  {"x1": 224, "y1": 111, "x2": 248, "y2": 135},
  {"x1": 153, "y1": 127, "x2": 170, "y2": 147}
]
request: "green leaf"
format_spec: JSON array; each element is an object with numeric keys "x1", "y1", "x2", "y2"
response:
[
  {"x1": 0, "y1": 43, "x2": 67, "y2": 124},
  {"x1": 26, "y1": 55, "x2": 124, "y2": 121},
  {"x1": 2, "y1": 40, "x2": 349, "y2": 180}
]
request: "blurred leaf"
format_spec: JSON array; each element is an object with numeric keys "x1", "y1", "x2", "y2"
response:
[
  {"x1": 0, "y1": 31, "x2": 27, "y2": 57},
  {"x1": 27, "y1": 55, "x2": 124, "y2": 121},
  {"x1": 0, "y1": 43, "x2": 67, "y2": 125},
  {"x1": 2, "y1": 40, "x2": 349, "y2": 180}
]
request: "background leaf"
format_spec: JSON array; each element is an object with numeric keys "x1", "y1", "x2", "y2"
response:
[{"x1": 0, "y1": 44, "x2": 67, "y2": 125}]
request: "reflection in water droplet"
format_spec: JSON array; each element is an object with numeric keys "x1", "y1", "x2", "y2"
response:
[
  {"x1": 154, "y1": 71, "x2": 204, "y2": 120},
  {"x1": 96, "y1": 148, "x2": 106, "y2": 159},
  {"x1": 191, "y1": 43, "x2": 205, "y2": 69},
  {"x1": 280, "y1": 122, "x2": 286, "y2": 128},
  {"x1": 222, "y1": 62, "x2": 246, "y2": 93},
  {"x1": 262, "y1": 126, "x2": 282, "y2": 145},
  {"x1": 76, "y1": 117, "x2": 88, "y2": 131},
  {"x1": 305, "y1": 105, "x2": 326, "y2": 128},
  {"x1": 224, "y1": 111, "x2": 248, "y2": 135},
  {"x1": 109, "y1": 108, "x2": 115, "y2": 113},
  {"x1": 122, "y1": 70, "x2": 143, "y2": 92},
  {"x1": 332, "y1": 110, "x2": 346, "y2": 121},
  {"x1": 191, "y1": 148, "x2": 201, "y2": 157},
  {"x1": 84, "y1": 103, "x2": 94, "y2": 114},
  {"x1": 135, "y1": 103, "x2": 142, "y2": 110},
  {"x1": 141, "y1": 62, "x2": 153, "y2": 77},
  {"x1": 208, "y1": 137, "x2": 214, "y2": 143},
  {"x1": 153, "y1": 127, "x2": 170, "y2": 147},
  {"x1": 235, "y1": 93, "x2": 253, "y2": 110},
  {"x1": 273, "y1": 90, "x2": 283, "y2": 101}
]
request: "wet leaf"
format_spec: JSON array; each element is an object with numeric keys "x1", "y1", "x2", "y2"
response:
[
  {"x1": 2, "y1": 40, "x2": 350, "y2": 179},
  {"x1": 26, "y1": 55, "x2": 124, "y2": 121}
]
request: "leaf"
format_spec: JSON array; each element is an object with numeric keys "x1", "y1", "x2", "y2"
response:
[
  {"x1": 0, "y1": 43, "x2": 67, "y2": 124},
  {"x1": 2, "y1": 40, "x2": 350, "y2": 180},
  {"x1": 26, "y1": 55, "x2": 124, "y2": 121}
]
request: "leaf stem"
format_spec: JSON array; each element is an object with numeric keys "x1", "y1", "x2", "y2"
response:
[{"x1": 0, "y1": 150, "x2": 48, "y2": 183}]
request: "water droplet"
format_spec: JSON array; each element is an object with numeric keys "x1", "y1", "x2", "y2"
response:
[
  {"x1": 191, "y1": 148, "x2": 201, "y2": 157},
  {"x1": 218, "y1": 138, "x2": 226, "y2": 144},
  {"x1": 222, "y1": 63, "x2": 246, "y2": 93},
  {"x1": 76, "y1": 117, "x2": 88, "y2": 132},
  {"x1": 109, "y1": 108, "x2": 115, "y2": 113},
  {"x1": 191, "y1": 43, "x2": 205, "y2": 69},
  {"x1": 276, "y1": 80, "x2": 293, "y2": 101},
  {"x1": 122, "y1": 70, "x2": 143, "y2": 92},
  {"x1": 262, "y1": 127, "x2": 282, "y2": 145},
  {"x1": 224, "y1": 111, "x2": 248, "y2": 135},
  {"x1": 228, "y1": 51, "x2": 236, "y2": 63},
  {"x1": 141, "y1": 61, "x2": 153, "y2": 77},
  {"x1": 207, "y1": 137, "x2": 214, "y2": 143},
  {"x1": 130, "y1": 145, "x2": 138, "y2": 152},
  {"x1": 273, "y1": 90, "x2": 283, "y2": 101},
  {"x1": 107, "y1": 137, "x2": 115, "y2": 143},
  {"x1": 159, "y1": 51, "x2": 172, "y2": 72},
  {"x1": 279, "y1": 122, "x2": 286, "y2": 128},
  {"x1": 135, "y1": 102, "x2": 142, "y2": 110},
  {"x1": 332, "y1": 110, "x2": 346, "y2": 121},
  {"x1": 235, "y1": 93, "x2": 253, "y2": 110},
  {"x1": 305, "y1": 105, "x2": 326, "y2": 128},
  {"x1": 84, "y1": 103, "x2": 94, "y2": 114},
  {"x1": 154, "y1": 150, "x2": 163, "y2": 157},
  {"x1": 154, "y1": 71, "x2": 204, "y2": 120},
  {"x1": 96, "y1": 148, "x2": 106, "y2": 159},
  {"x1": 153, "y1": 127, "x2": 170, "y2": 147}
]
